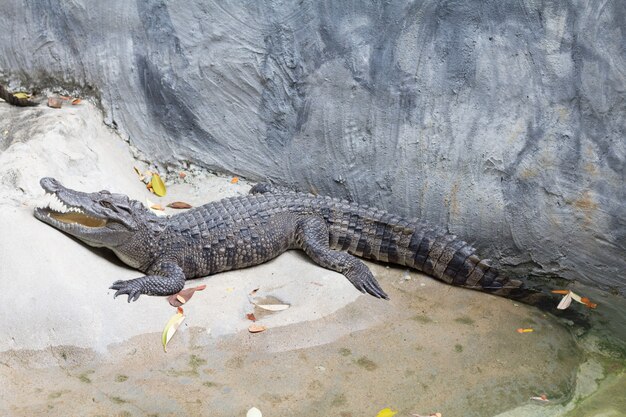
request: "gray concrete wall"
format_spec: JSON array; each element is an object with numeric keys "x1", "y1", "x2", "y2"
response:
[{"x1": 0, "y1": 0, "x2": 624, "y2": 293}]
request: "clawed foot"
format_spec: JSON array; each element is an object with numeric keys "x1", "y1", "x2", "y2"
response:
[
  {"x1": 355, "y1": 277, "x2": 389, "y2": 300},
  {"x1": 110, "y1": 279, "x2": 144, "y2": 302}
]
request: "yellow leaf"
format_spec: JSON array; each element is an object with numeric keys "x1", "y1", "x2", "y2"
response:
[
  {"x1": 150, "y1": 173, "x2": 167, "y2": 196},
  {"x1": 13, "y1": 92, "x2": 30, "y2": 99},
  {"x1": 376, "y1": 408, "x2": 397, "y2": 417},
  {"x1": 162, "y1": 307, "x2": 185, "y2": 352}
]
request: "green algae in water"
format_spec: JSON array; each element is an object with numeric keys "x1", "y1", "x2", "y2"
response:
[
  {"x1": 355, "y1": 356, "x2": 378, "y2": 371},
  {"x1": 454, "y1": 316, "x2": 475, "y2": 325}
]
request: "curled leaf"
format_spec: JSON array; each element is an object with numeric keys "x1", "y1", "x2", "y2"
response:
[
  {"x1": 530, "y1": 394, "x2": 549, "y2": 403},
  {"x1": 150, "y1": 173, "x2": 167, "y2": 197},
  {"x1": 162, "y1": 307, "x2": 185, "y2": 352},
  {"x1": 256, "y1": 304, "x2": 290, "y2": 312},
  {"x1": 246, "y1": 313, "x2": 257, "y2": 322},
  {"x1": 557, "y1": 292, "x2": 573, "y2": 310},
  {"x1": 179, "y1": 171, "x2": 187, "y2": 179},
  {"x1": 71, "y1": 98, "x2": 81, "y2": 105},
  {"x1": 248, "y1": 324, "x2": 266, "y2": 333},
  {"x1": 553, "y1": 290, "x2": 597, "y2": 310},
  {"x1": 231, "y1": 177, "x2": 239, "y2": 184},
  {"x1": 167, "y1": 201, "x2": 192, "y2": 209},
  {"x1": 168, "y1": 285, "x2": 207, "y2": 307}
]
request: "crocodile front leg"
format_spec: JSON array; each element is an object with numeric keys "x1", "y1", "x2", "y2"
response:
[{"x1": 109, "y1": 262, "x2": 185, "y2": 302}]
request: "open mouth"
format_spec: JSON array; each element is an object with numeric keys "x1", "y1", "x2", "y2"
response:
[{"x1": 36, "y1": 192, "x2": 107, "y2": 228}]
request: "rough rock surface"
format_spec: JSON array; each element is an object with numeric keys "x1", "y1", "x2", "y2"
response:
[{"x1": 0, "y1": 0, "x2": 623, "y2": 293}]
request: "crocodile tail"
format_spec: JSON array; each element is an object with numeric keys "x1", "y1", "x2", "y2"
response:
[{"x1": 325, "y1": 204, "x2": 556, "y2": 307}]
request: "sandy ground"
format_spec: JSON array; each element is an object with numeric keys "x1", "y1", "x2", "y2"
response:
[{"x1": 0, "y1": 101, "x2": 623, "y2": 416}]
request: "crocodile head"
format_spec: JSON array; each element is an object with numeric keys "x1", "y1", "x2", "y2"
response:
[{"x1": 34, "y1": 177, "x2": 156, "y2": 248}]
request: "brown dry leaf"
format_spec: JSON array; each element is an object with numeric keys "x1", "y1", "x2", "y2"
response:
[
  {"x1": 231, "y1": 177, "x2": 239, "y2": 184},
  {"x1": 59, "y1": 95, "x2": 71, "y2": 100},
  {"x1": 168, "y1": 284, "x2": 207, "y2": 307},
  {"x1": 167, "y1": 201, "x2": 193, "y2": 209},
  {"x1": 151, "y1": 204, "x2": 165, "y2": 211},
  {"x1": 71, "y1": 98, "x2": 81, "y2": 105},
  {"x1": 248, "y1": 324, "x2": 266, "y2": 333},
  {"x1": 47, "y1": 97, "x2": 63, "y2": 109},
  {"x1": 179, "y1": 171, "x2": 187, "y2": 179},
  {"x1": 246, "y1": 313, "x2": 257, "y2": 322}
]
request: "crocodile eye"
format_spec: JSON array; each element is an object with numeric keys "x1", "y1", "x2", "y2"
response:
[{"x1": 100, "y1": 200, "x2": 113, "y2": 208}]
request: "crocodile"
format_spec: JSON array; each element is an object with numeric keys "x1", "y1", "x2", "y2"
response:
[{"x1": 34, "y1": 177, "x2": 554, "y2": 307}]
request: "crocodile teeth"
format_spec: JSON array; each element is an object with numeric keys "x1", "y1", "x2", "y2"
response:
[{"x1": 37, "y1": 192, "x2": 84, "y2": 214}]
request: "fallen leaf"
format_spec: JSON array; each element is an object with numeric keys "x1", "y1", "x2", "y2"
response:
[
  {"x1": 59, "y1": 95, "x2": 71, "y2": 100},
  {"x1": 151, "y1": 203, "x2": 165, "y2": 211},
  {"x1": 167, "y1": 201, "x2": 193, "y2": 209},
  {"x1": 231, "y1": 177, "x2": 239, "y2": 184},
  {"x1": 553, "y1": 290, "x2": 597, "y2": 310},
  {"x1": 516, "y1": 328, "x2": 534, "y2": 333},
  {"x1": 133, "y1": 166, "x2": 145, "y2": 181},
  {"x1": 12, "y1": 92, "x2": 30, "y2": 99},
  {"x1": 557, "y1": 292, "x2": 573, "y2": 310},
  {"x1": 226, "y1": 287, "x2": 234, "y2": 293},
  {"x1": 580, "y1": 297, "x2": 597, "y2": 309},
  {"x1": 530, "y1": 394, "x2": 549, "y2": 403},
  {"x1": 248, "y1": 324, "x2": 266, "y2": 333},
  {"x1": 249, "y1": 287, "x2": 259, "y2": 295},
  {"x1": 71, "y1": 98, "x2": 81, "y2": 105},
  {"x1": 162, "y1": 307, "x2": 185, "y2": 352},
  {"x1": 47, "y1": 97, "x2": 63, "y2": 109},
  {"x1": 150, "y1": 173, "x2": 167, "y2": 197},
  {"x1": 412, "y1": 414, "x2": 442, "y2": 417},
  {"x1": 376, "y1": 408, "x2": 398, "y2": 417},
  {"x1": 146, "y1": 198, "x2": 166, "y2": 216},
  {"x1": 246, "y1": 313, "x2": 257, "y2": 322},
  {"x1": 246, "y1": 407, "x2": 262, "y2": 417},
  {"x1": 179, "y1": 171, "x2": 187, "y2": 179},
  {"x1": 168, "y1": 285, "x2": 207, "y2": 307},
  {"x1": 256, "y1": 304, "x2": 290, "y2": 312}
]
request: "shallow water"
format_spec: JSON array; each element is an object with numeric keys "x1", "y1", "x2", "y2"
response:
[{"x1": 3, "y1": 264, "x2": 618, "y2": 417}]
